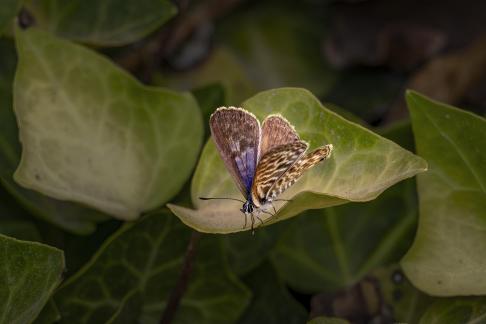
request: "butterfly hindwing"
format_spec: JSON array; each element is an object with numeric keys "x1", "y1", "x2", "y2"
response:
[
  {"x1": 266, "y1": 144, "x2": 333, "y2": 201},
  {"x1": 260, "y1": 115, "x2": 300, "y2": 156},
  {"x1": 251, "y1": 141, "x2": 308, "y2": 206},
  {"x1": 210, "y1": 107, "x2": 261, "y2": 196}
]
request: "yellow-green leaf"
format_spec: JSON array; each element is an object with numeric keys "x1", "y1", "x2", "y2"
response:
[
  {"x1": 13, "y1": 28, "x2": 203, "y2": 220},
  {"x1": 169, "y1": 88, "x2": 427, "y2": 233}
]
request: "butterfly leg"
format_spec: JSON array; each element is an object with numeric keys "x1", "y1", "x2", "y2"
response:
[
  {"x1": 243, "y1": 212, "x2": 248, "y2": 229},
  {"x1": 250, "y1": 213, "x2": 256, "y2": 235},
  {"x1": 272, "y1": 204, "x2": 277, "y2": 214}
]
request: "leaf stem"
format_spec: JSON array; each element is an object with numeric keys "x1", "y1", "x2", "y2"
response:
[{"x1": 160, "y1": 231, "x2": 202, "y2": 324}]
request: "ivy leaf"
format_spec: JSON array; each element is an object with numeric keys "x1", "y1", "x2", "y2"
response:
[
  {"x1": 270, "y1": 178, "x2": 417, "y2": 293},
  {"x1": 25, "y1": 0, "x2": 176, "y2": 46},
  {"x1": 238, "y1": 262, "x2": 307, "y2": 324},
  {"x1": 0, "y1": 37, "x2": 108, "y2": 234},
  {"x1": 401, "y1": 91, "x2": 486, "y2": 296},
  {"x1": 268, "y1": 121, "x2": 419, "y2": 293},
  {"x1": 33, "y1": 299, "x2": 61, "y2": 324},
  {"x1": 0, "y1": 0, "x2": 22, "y2": 32},
  {"x1": 54, "y1": 211, "x2": 251, "y2": 323},
  {"x1": 0, "y1": 234, "x2": 64, "y2": 324},
  {"x1": 419, "y1": 297, "x2": 486, "y2": 324},
  {"x1": 372, "y1": 265, "x2": 434, "y2": 323},
  {"x1": 217, "y1": 3, "x2": 336, "y2": 97},
  {"x1": 307, "y1": 317, "x2": 349, "y2": 324},
  {"x1": 169, "y1": 88, "x2": 426, "y2": 233},
  {"x1": 13, "y1": 28, "x2": 203, "y2": 221}
]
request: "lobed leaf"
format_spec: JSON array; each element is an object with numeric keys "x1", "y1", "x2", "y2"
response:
[
  {"x1": 54, "y1": 211, "x2": 251, "y2": 324},
  {"x1": 13, "y1": 28, "x2": 203, "y2": 220},
  {"x1": 419, "y1": 297, "x2": 486, "y2": 324},
  {"x1": 0, "y1": 234, "x2": 64, "y2": 324},
  {"x1": 0, "y1": 38, "x2": 108, "y2": 234},
  {"x1": 169, "y1": 88, "x2": 426, "y2": 233},
  {"x1": 401, "y1": 91, "x2": 486, "y2": 296},
  {"x1": 25, "y1": 0, "x2": 176, "y2": 46}
]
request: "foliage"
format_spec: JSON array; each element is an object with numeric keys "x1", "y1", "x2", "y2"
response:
[{"x1": 0, "y1": 1, "x2": 484, "y2": 323}]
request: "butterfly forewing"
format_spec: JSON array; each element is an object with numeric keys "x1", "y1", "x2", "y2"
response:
[
  {"x1": 251, "y1": 141, "x2": 308, "y2": 206},
  {"x1": 260, "y1": 115, "x2": 300, "y2": 156},
  {"x1": 210, "y1": 107, "x2": 261, "y2": 196},
  {"x1": 266, "y1": 144, "x2": 333, "y2": 201}
]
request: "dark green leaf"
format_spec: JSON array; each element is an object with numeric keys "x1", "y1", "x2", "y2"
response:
[
  {"x1": 26, "y1": 0, "x2": 176, "y2": 46},
  {"x1": 54, "y1": 211, "x2": 251, "y2": 323},
  {"x1": 0, "y1": 234, "x2": 64, "y2": 324},
  {"x1": 270, "y1": 178, "x2": 417, "y2": 293},
  {"x1": 402, "y1": 91, "x2": 486, "y2": 295},
  {"x1": 13, "y1": 28, "x2": 203, "y2": 220},
  {"x1": 419, "y1": 297, "x2": 486, "y2": 324},
  {"x1": 218, "y1": 3, "x2": 336, "y2": 97},
  {"x1": 238, "y1": 262, "x2": 307, "y2": 324},
  {"x1": 307, "y1": 316, "x2": 349, "y2": 324},
  {"x1": 34, "y1": 299, "x2": 61, "y2": 324},
  {"x1": 0, "y1": 0, "x2": 22, "y2": 32}
]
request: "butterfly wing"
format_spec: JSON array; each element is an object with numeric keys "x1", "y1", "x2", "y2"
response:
[
  {"x1": 210, "y1": 107, "x2": 261, "y2": 196},
  {"x1": 266, "y1": 144, "x2": 333, "y2": 201},
  {"x1": 260, "y1": 115, "x2": 300, "y2": 156},
  {"x1": 251, "y1": 141, "x2": 308, "y2": 206}
]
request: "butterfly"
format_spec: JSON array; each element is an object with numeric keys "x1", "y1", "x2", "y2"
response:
[{"x1": 201, "y1": 107, "x2": 333, "y2": 230}]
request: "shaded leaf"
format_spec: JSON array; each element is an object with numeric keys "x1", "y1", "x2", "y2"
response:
[
  {"x1": 372, "y1": 265, "x2": 434, "y2": 324},
  {"x1": 401, "y1": 91, "x2": 486, "y2": 296},
  {"x1": 34, "y1": 299, "x2": 61, "y2": 324},
  {"x1": 0, "y1": 234, "x2": 64, "y2": 324},
  {"x1": 13, "y1": 28, "x2": 203, "y2": 220},
  {"x1": 26, "y1": 0, "x2": 176, "y2": 46},
  {"x1": 0, "y1": 37, "x2": 107, "y2": 234},
  {"x1": 54, "y1": 211, "x2": 251, "y2": 324},
  {"x1": 218, "y1": 3, "x2": 335, "y2": 97},
  {"x1": 169, "y1": 88, "x2": 426, "y2": 233},
  {"x1": 270, "y1": 179, "x2": 417, "y2": 293},
  {"x1": 308, "y1": 317, "x2": 349, "y2": 324},
  {"x1": 419, "y1": 297, "x2": 486, "y2": 324},
  {"x1": 224, "y1": 224, "x2": 282, "y2": 276},
  {"x1": 0, "y1": 0, "x2": 22, "y2": 32},
  {"x1": 238, "y1": 262, "x2": 307, "y2": 324},
  {"x1": 159, "y1": 47, "x2": 256, "y2": 104}
]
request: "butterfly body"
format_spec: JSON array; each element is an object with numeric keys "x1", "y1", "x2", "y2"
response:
[{"x1": 208, "y1": 107, "x2": 333, "y2": 229}]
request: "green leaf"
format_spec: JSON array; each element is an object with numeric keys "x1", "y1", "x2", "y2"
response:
[
  {"x1": 13, "y1": 28, "x2": 203, "y2": 220},
  {"x1": 0, "y1": 37, "x2": 108, "y2": 234},
  {"x1": 159, "y1": 47, "x2": 256, "y2": 105},
  {"x1": 238, "y1": 262, "x2": 307, "y2": 324},
  {"x1": 0, "y1": 234, "x2": 64, "y2": 324},
  {"x1": 34, "y1": 299, "x2": 61, "y2": 324},
  {"x1": 270, "y1": 178, "x2": 418, "y2": 293},
  {"x1": 0, "y1": 0, "x2": 22, "y2": 32},
  {"x1": 54, "y1": 211, "x2": 251, "y2": 323},
  {"x1": 372, "y1": 265, "x2": 434, "y2": 324},
  {"x1": 307, "y1": 317, "x2": 349, "y2": 324},
  {"x1": 217, "y1": 3, "x2": 335, "y2": 97},
  {"x1": 419, "y1": 297, "x2": 486, "y2": 324},
  {"x1": 169, "y1": 88, "x2": 426, "y2": 233},
  {"x1": 224, "y1": 224, "x2": 282, "y2": 276},
  {"x1": 401, "y1": 91, "x2": 486, "y2": 296},
  {"x1": 25, "y1": 0, "x2": 176, "y2": 46}
]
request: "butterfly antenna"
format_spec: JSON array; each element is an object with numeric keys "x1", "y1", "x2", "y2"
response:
[
  {"x1": 199, "y1": 197, "x2": 245, "y2": 203},
  {"x1": 273, "y1": 199, "x2": 292, "y2": 202}
]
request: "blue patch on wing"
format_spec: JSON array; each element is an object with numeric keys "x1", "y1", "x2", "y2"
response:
[{"x1": 235, "y1": 148, "x2": 257, "y2": 195}]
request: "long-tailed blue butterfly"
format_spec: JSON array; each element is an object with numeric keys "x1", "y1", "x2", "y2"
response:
[{"x1": 201, "y1": 107, "x2": 333, "y2": 230}]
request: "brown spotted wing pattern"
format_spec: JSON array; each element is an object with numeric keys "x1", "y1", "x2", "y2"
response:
[
  {"x1": 265, "y1": 144, "x2": 333, "y2": 201},
  {"x1": 251, "y1": 141, "x2": 308, "y2": 206},
  {"x1": 209, "y1": 107, "x2": 260, "y2": 196}
]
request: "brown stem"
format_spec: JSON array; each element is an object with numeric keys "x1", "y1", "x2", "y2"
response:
[{"x1": 160, "y1": 231, "x2": 202, "y2": 324}]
